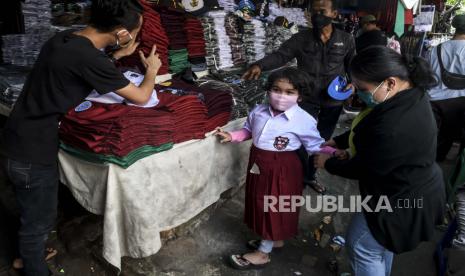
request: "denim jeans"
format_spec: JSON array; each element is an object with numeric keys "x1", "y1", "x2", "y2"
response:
[
  {"x1": 4, "y1": 158, "x2": 58, "y2": 276},
  {"x1": 346, "y1": 213, "x2": 394, "y2": 276}
]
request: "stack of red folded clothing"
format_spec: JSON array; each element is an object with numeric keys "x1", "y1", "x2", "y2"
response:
[
  {"x1": 157, "y1": 79, "x2": 233, "y2": 132},
  {"x1": 184, "y1": 17, "x2": 207, "y2": 58},
  {"x1": 59, "y1": 102, "x2": 174, "y2": 156},
  {"x1": 159, "y1": 10, "x2": 188, "y2": 50},
  {"x1": 118, "y1": 0, "x2": 170, "y2": 75},
  {"x1": 156, "y1": 91, "x2": 208, "y2": 143},
  {"x1": 201, "y1": 89, "x2": 233, "y2": 131}
]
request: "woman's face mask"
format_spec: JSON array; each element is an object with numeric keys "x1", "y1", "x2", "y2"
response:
[{"x1": 357, "y1": 81, "x2": 390, "y2": 108}]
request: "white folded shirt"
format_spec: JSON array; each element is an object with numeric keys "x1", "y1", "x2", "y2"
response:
[{"x1": 86, "y1": 71, "x2": 159, "y2": 108}]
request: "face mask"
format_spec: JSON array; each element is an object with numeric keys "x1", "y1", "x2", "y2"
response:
[
  {"x1": 311, "y1": 14, "x2": 333, "y2": 29},
  {"x1": 114, "y1": 29, "x2": 133, "y2": 49},
  {"x1": 269, "y1": 92, "x2": 299, "y2": 112},
  {"x1": 357, "y1": 81, "x2": 390, "y2": 108}
]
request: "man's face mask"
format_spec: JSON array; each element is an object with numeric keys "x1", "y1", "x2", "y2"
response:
[
  {"x1": 357, "y1": 81, "x2": 390, "y2": 108},
  {"x1": 114, "y1": 29, "x2": 133, "y2": 49},
  {"x1": 311, "y1": 13, "x2": 333, "y2": 29}
]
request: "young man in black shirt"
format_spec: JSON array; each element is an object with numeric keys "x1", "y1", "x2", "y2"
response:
[
  {"x1": 242, "y1": 0, "x2": 356, "y2": 193},
  {"x1": 1, "y1": 0, "x2": 162, "y2": 275}
]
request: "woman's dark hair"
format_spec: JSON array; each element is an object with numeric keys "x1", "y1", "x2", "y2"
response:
[
  {"x1": 265, "y1": 68, "x2": 313, "y2": 98},
  {"x1": 89, "y1": 0, "x2": 144, "y2": 33},
  {"x1": 349, "y1": 46, "x2": 438, "y2": 90}
]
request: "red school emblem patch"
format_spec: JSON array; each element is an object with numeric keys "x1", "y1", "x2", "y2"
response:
[{"x1": 273, "y1": 136, "x2": 290, "y2": 151}]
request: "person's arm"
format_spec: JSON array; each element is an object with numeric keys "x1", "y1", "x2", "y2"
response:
[
  {"x1": 242, "y1": 33, "x2": 301, "y2": 80},
  {"x1": 215, "y1": 107, "x2": 256, "y2": 143},
  {"x1": 323, "y1": 123, "x2": 402, "y2": 179},
  {"x1": 115, "y1": 45, "x2": 161, "y2": 105},
  {"x1": 332, "y1": 130, "x2": 351, "y2": 149},
  {"x1": 324, "y1": 155, "x2": 362, "y2": 180},
  {"x1": 255, "y1": 33, "x2": 300, "y2": 71},
  {"x1": 300, "y1": 117, "x2": 326, "y2": 155}
]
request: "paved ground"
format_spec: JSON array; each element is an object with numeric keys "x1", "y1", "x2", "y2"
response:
[{"x1": 0, "y1": 116, "x2": 460, "y2": 276}]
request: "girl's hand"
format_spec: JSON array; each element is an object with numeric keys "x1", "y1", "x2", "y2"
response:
[
  {"x1": 322, "y1": 139, "x2": 337, "y2": 148},
  {"x1": 214, "y1": 127, "x2": 232, "y2": 143},
  {"x1": 314, "y1": 154, "x2": 331, "y2": 169}
]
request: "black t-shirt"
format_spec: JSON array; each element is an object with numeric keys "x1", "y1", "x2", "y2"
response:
[
  {"x1": 355, "y1": 30, "x2": 388, "y2": 53},
  {"x1": 1, "y1": 30, "x2": 130, "y2": 165}
]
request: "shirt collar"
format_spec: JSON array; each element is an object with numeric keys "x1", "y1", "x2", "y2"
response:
[{"x1": 268, "y1": 104, "x2": 299, "y2": 120}]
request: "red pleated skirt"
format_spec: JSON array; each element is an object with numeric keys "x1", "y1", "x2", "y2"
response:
[{"x1": 244, "y1": 145, "x2": 303, "y2": 241}]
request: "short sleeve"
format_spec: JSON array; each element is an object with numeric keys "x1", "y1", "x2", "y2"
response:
[{"x1": 80, "y1": 54, "x2": 130, "y2": 94}]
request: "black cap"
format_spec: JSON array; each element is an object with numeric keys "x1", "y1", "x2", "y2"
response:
[{"x1": 274, "y1": 16, "x2": 294, "y2": 29}]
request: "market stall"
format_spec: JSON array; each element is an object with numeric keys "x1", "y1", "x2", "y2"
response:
[
  {"x1": 0, "y1": 0, "x2": 460, "y2": 272},
  {"x1": 59, "y1": 118, "x2": 251, "y2": 270}
]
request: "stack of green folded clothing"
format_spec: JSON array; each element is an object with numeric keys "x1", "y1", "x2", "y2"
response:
[
  {"x1": 168, "y1": 49, "x2": 189, "y2": 74},
  {"x1": 60, "y1": 143, "x2": 174, "y2": 169}
]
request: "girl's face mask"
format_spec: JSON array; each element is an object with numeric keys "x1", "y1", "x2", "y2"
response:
[
  {"x1": 357, "y1": 81, "x2": 390, "y2": 108},
  {"x1": 268, "y1": 90, "x2": 299, "y2": 112}
]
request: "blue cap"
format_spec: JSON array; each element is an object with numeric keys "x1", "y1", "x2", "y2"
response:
[{"x1": 328, "y1": 76, "x2": 352, "y2": 101}]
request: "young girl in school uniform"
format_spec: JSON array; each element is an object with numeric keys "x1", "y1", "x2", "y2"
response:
[{"x1": 215, "y1": 68, "x2": 335, "y2": 270}]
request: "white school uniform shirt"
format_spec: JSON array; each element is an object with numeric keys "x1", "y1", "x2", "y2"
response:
[
  {"x1": 244, "y1": 104, "x2": 325, "y2": 154},
  {"x1": 86, "y1": 71, "x2": 159, "y2": 108}
]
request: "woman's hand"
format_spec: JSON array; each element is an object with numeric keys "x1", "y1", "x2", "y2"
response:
[
  {"x1": 322, "y1": 139, "x2": 337, "y2": 148},
  {"x1": 214, "y1": 127, "x2": 232, "y2": 143},
  {"x1": 335, "y1": 149, "x2": 349, "y2": 160},
  {"x1": 314, "y1": 154, "x2": 332, "y2": 169},
  {"x1": 139, "y1": 45, "x2": 162, "y2": 73}
]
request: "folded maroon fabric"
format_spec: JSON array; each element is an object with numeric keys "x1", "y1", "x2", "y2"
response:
[{"x1": 118, "y1": 1, "x2": 170, "y2": 74}]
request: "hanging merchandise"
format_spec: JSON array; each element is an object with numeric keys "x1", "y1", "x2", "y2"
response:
[
  {"x1": 218, "y1": 0, "x2": 237, "y2": 11},
  {"x1": 377, "y1": 0, "x2": 398, "y2": 34},
  {"x1": 0, "y1": 65, "x2": 30, "y2": 107},
  {"x1": 400, "y1": 0, "x2": 420, "y2": 10},
  {"x1": 255, "y1": 0, "x2": 270, "y2": 18},
  {"x1": 400, "y1": 31, "x2": 426, "y2": 57},
  {"x1": 1, "y1": 0, "x2": 54, "y2": 66},
  {"x1": 414, "y1": 5, "x2": 436, "y2": 32},
  {"x1": 394, "y1": 0, "x2": 406, "y2": 37},
  {"x1": 251, "y1": 19, "x2": 267, "y2": 61},
  {"x1": 268, "y1": 3, "x2": 307, "y2": 27},
  {"x1": 206, "y1": 10, "x2": 234, "y2": 69},
  {"x1": 243, "y1": 19, "x2": 267, "y2": 64},
  {"x1": 201, "y1": 16, "x2": 220, "y2": 69},
  {"x1": 387, "y1": 36, "x2": 402, "y2": 54},
  {"x1": 265, "y1": 16, "x2": 295, "y2": 54},
  {"x1": 224, "y1": 13, "x2": 247, "y2": 66}
]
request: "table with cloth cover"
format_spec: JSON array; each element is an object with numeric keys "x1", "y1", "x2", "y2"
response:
[{"x1": 58, "y1": 118, "x2": 251, "y2": 270}]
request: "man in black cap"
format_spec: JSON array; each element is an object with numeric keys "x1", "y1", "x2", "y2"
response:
[
  {"x1": 355, "y1": 14, "x2": 387, "y2": 52},
  {"x1": 242, "y1": 0, "x2": 355, "y2": 193},
  {"x1": 428, "y1": 14, "x2": 465, "y2": 162}
]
